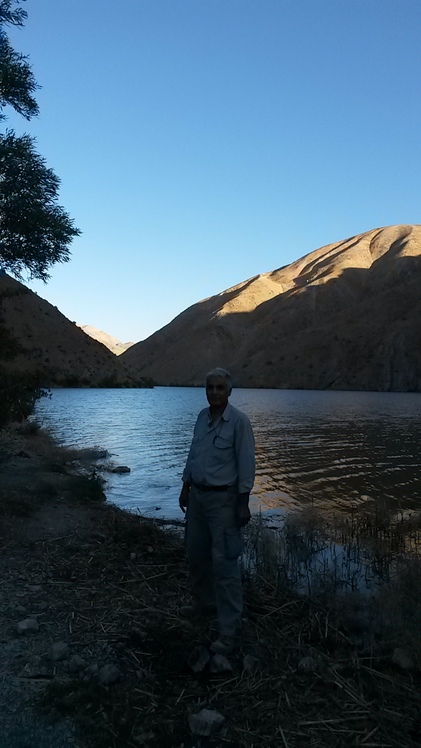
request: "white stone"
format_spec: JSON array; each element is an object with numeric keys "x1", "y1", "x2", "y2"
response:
[
  {"x1": 98, "y1": 663, "x2": 122, "y2": 685},
  {"x1": 209, "y1": 654, "x2": 232, "y2": 673},
  {"x1": 188, "y1": 708, "x2": 225, "y2": 736},
  {"x1": 16, "y1": 618, "x2": 39, "y2": 635},
  {"x1": 68, "y1": 655, "x2": 86, "y2": 673},
  {"x1": 392, "y1": 648, "x2": 414, "y2": 671}
]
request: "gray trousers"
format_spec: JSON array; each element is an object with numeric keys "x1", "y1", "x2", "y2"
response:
[{"x1": 185, "y1": 485, "x2": 243, "y2": 637}]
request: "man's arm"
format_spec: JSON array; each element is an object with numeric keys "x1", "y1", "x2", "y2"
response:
[
  {"x1": 234, "y1": 415, "x2": 255, "y2": 493},
  {"x1": 234, "y1": 414, "x2": 255, "y2": 527},
  {"x1": 237, "y1": 492, "x2": 251, "y2": 527},
  {"x1": 179, "y1": 481, "x2": 190, "y2": 513},
  {"x1": 235, "y1": 414, "x2": 255, "y2": 527}
]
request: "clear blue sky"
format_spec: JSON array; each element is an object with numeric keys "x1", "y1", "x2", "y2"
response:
[{"x1": 5, "y1": 0, "x2": 421, "y2": 342}]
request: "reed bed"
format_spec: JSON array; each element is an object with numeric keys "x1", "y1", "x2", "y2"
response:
[{"x1": 37, "y1": 506, "x2": 421, "y2": 748}]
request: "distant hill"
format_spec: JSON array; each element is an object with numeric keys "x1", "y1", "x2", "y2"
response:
[
  {"x1": 121, "y1": 224, "x2": 421, "y2": 391},
  {"x1": 0, "y1": 274, "x2": 149, "y2": 387},
  {"x1": 77, "y1": 324, "x2": 134, "y2": 355}
]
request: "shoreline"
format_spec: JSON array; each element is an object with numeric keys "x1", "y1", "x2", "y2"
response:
[{"x1": 0, "y1": 425, "x2": 420, "y2": 747}]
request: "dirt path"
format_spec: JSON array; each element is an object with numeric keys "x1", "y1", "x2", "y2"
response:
[{"x1": 0, "y1": 430, "x2": 102, "y2": 747}]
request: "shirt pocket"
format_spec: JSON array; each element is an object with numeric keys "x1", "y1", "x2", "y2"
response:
[{"x1": 213, "y1": 434, "x2": 234, "y2": 450}]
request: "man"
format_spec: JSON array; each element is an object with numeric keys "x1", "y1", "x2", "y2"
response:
[{"x1": 178, "y1": 367, "x2": 255, "y2": 655}]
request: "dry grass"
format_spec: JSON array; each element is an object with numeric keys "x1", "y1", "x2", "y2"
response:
[
  {"x1": 244, "y1": 509, "x2": 421, "y2": 654},
  {"x1": 33, "y1": 507, "x2": 421, "y2": 748},
  {"x1": 1, "y1": 428, "x2": 421, "y2": 747}
]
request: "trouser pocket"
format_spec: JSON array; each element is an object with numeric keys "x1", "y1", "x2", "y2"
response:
[{"x1": 224, "y1": 527, "x2": 243, "y2": 559}]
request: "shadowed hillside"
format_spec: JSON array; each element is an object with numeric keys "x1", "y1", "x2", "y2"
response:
[
  {"x1": 0, "y1": 274, "x2": 147, "y2": 387},
  {"x1": 121, "y1": 224, "x2": 421, "y2": 391}
]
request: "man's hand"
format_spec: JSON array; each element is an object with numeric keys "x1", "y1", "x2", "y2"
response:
[
  {"x1": 179, "y1": 482, "x2": 190, "y2": 513},
  {"x1": 237, "y1": 492, "x2": 251, "y2": 527}
]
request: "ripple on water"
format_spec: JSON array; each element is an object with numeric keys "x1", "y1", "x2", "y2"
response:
[{"x1": 34, "y1": 387, "x2": 421, "y2": 519}]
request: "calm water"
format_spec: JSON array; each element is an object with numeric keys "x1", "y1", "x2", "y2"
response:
[{"x1": 33, "y1": 387, "x2": 421, "y2": 520}]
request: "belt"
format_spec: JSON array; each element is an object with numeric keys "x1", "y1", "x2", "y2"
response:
[{"x1": 192, "y1": 482, "x2": 230, "y2": 492}]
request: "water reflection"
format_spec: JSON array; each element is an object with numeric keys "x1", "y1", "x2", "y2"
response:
[
  {"x1": 34, "y1": 387, "x2": 421, "y2": 519},
  {"x1": 229, "y1": 389, "x2": 421, "y2": 516}
]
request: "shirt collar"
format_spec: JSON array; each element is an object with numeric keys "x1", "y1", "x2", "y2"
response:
[{"x1": 207, "y1": 402, "x2": 232, "y2": 423}]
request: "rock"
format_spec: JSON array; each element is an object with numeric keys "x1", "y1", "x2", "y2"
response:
[
  {"x1": 16, "y1": 618, "x2": 39, "y2": 635},
  {"x1": 146, "y1": 546, "x2": 154, "y2": 554},
  {"x1": 129, "y1": 627, "x2": 147, "y2": 644},
  {"x1": 27, "y1": 584, "x2": 42, "y2": 593},
  {"x1": 243, "y1": 654, "x2": 260, "y2": 674},
  {"x1": 188, "y1": 708, "x2": 225, "y2": 737},
  {"x1": 85, "y1": 663, "x2": 99, "y2": 679},
  {"x1": 209, "y1": 654, "x2": 232, "y2": 673},
  {"x1": 298, "y1": 656, "x2": 318, "y2": 672},
  {"x1": 68, "y1": 655, "x2": 86, "y2": 673},
  {"x1": 178, "y1": 619, "x2": 195, "y2": 632},
  {"x1": 20, "y1": 663, "x2": 50, "y2": 678},
  {"x1": 50, "y1": 641, "x2": 69, "y2": 661},
  {"x1": 130, "y1": 552, "x2": 137, "y2": 560},
  {"x1": 37, "y1": 601, "x2": 48, "y2": 611},
  {"x1": 98, "y1": 663, "x2": 122, "y2": 685},
  {"x1": 112, "y1": 465, "x2": 130, "y2": 473},
  {"x1": 135, "y1": 668, "x2": 149, "y2": 681},
  {"x1": 79, "y1": 447, "x2": 109, "y2": 460},
  {"x1": 392, "y1": 648, "x2": 414, "y2": 671},
  {"x1": 14, "y1": 605, "x2": 27, "y2": 615},
  {"x1": 187, "y1": 645, "x2": 211, "y2": 673}
]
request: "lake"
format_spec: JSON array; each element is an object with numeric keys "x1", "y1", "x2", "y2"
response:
[{"x1": 33, "y1": 387, "x2": 421, "y2": 523}]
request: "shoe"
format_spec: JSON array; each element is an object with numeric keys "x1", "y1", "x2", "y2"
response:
[{"x1": 210, "y1": 636, "x2": 236, "y2": 655}]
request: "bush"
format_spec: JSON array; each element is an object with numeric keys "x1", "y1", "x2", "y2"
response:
[{"x1": 0, "y1": 369, "x2": 48, "y2": 427}]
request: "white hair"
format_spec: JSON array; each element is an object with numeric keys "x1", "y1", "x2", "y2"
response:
[{"x1": 205, "y1": 367, "x2": 233, "y2": 389}]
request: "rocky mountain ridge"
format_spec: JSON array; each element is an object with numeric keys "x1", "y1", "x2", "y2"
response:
[
  {"x1": 76, "y1": 324, "x2": 134, "y2": 355},
  {"x1": 121, "y1": 224, "x2": 421, "y2": 391}
]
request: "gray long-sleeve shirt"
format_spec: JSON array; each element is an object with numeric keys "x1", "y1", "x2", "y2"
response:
[{"x1": 182, "y1": 402, "x2": 255, "y2": 493}]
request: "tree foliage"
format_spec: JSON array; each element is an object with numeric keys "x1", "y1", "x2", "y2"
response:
[
  {"x1": 0, "y1": 0, "x2": 79, "y2": 426},
  {"x1": 0, "y1": 1, "x2": 39, "y2": 120},
  {"x1": 0, "y1": 131, "x2": 80, "y2": 279},
  {"x1": 0, "y1": 31, "x2": 39, "y2": 120},
  {"x1": 0, "y1": 0, "x2": 80, "y2": 280}
]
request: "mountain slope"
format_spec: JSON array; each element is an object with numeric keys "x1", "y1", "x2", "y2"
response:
[
  {"x1": 121, "y1": 224, "x2": 421, "y2": 391},
  {"x1": 77, "y1": 324, "x2": 134, "y2": 355},
  {"x1": 0, "y1": 274, "x2": 144, "y2": 387}
]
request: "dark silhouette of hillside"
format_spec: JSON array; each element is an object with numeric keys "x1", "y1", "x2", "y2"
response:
[{"x1": 0, "y1": 274, "x2": 147, "y2": 387}]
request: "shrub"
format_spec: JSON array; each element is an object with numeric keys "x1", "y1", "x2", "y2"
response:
[{"x1": 0, "y1": 369, "x2": 48, "y2": 427}]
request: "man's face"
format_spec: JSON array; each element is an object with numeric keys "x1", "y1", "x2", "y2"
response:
[{"x1": 206, "y1": 375, "x2": 231, "y2": 410}]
